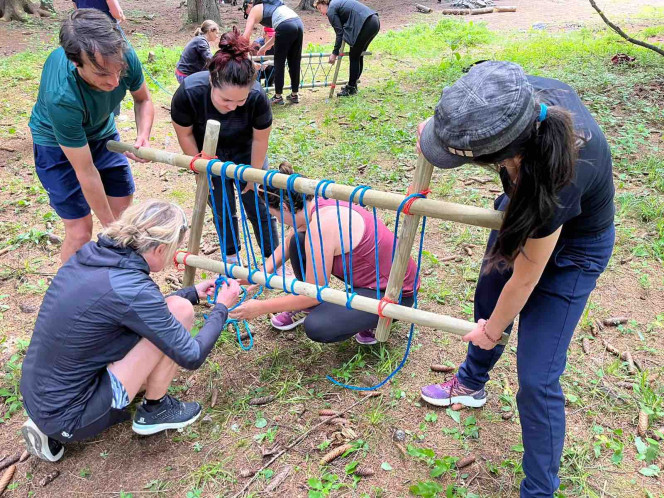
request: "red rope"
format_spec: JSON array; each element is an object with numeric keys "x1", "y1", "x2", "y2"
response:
[
  {"x1": 402, "y1": 188, "x2": 431, "y2": 216},
  {"x1": 173, "y1": 250, "x2": 190, "y2": 271},
  {"x1": 377, "y1": 296, "x2": 397, "y2": 319},
  {"x1": 189, "y1": 152, "x2": 217, "y2": 173}
]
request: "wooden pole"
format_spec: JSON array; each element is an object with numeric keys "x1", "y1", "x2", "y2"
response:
[
  {"x1": 182, "y1": 120, "x2": 220, "y2": 287},
  {"x1": 329, "y1": 41, "x2": 346, "y2": 99},
  {"x1": 106, "y1": 141, "x2": 503, "y2": 229},
  {"x1": 251, "y1": 51, "x2": 370, "y2": 62},
  {"x1": 175, "y1": 252, "x2": 509, "y2": 345},
  {"x1": 375, "y1": 154, "x2": 433, "y2": 342},
  {"x1": 262, "y1": 80, "x2": 349, "y2": 94}
]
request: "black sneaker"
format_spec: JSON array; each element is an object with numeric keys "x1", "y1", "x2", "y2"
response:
[
  {"x1": 21, "y1": 418, "x2": 64, "y2": 462},
  {"x1": 132, "y1": 395, "x2": 201, "y2": 435},
  {"x1": 286, "y1": 93, "x2": 299, "y2": 104},
  {"x1": 337, "y1": 85, "x2": 358, "y2": 97},
  {"x1": 270, "y1": 94, "x2": 285, "y2": 106}
]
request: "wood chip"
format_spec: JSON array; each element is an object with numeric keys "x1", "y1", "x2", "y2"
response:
[
  {"x1": 603, "y1": 316, "x2": 628, "y2": 326},
  {"x1": 19, "y1": 450, "x2": 29, "y2": 463},
  {"x1": 430, "y1": 364, "x2": 455, "y2": 373},
  {"x1": 394, "y1": 441, "x2": 407, "y2": 459},
  {"x1": 323, "y1": 417, "x2": 349, "y2": 426},
  {"x1": 359, "y1": 391, "x2": 381, "y2": 398},
  {"x1": 0, "y1": 145, "x2": 16, "y2": 152},
  {"x1": 355, "y1": 466, "x2": 375, "y2": 477},
  {"x1": 248, "y1": 395, "x2": 276, "y2": 406},
  {"x1": 210, "y1": 388, "x2": 219, "y2": 409},
  {"x1": 638, "y1": 410, "x2": 649, "y2": 437},
  {"x1": 456, "y1": 455, "x2": 476, "y2": 469},
  {"x1": 620, "y1": 256, "x2": 633, "y2": 264},
  {"x1": 39, "y1": 470, "x2": 60, "y2": 487},
  {"x1": 620, "y1": 351, "x2": 636, "y2": 375},
  {"x1": 602, "y1": 339, "x2": 620, "y2": 356},
  {"x1": 440, "y1": 255, "x2": 457, "y2": 262},
  {"x1": 319, "y1": 443, "x2": 352, "y2": 465},
  {"x1": 0, "y1": 453, "x2": 19, "y2": 472},
  {"x1": 319, "y1": 409, "x2": 341, "y2": 417},
  {"x1": 239, "y1": 469, "x2": 255, "y2": 478},
  {"x1": 451, "y1": 403, "x2": 465, "y2": 411},
  {"x1": 0, "y1": 465, "x2": 16, "y2": 495},
  {"x1": 582, "y1": 337, "x2": 590, "y2": 354},
  {"x1": 596, "y1": 319, "x2": 605, "y2": 331},
  {"x1": 501, "y1": 411, "x2": 514, "y2": 420},
  {"x1": 615, "y1": 381, "x2": 634, "y2": 389},
  {"x1": 263, "y1": 465, "x2": 291, "y2": 492},
  {"x1": 463, "y1": 246, "x2": 473, "y2": 256},
  {"x1": 203, "y1": 246, "x2": 220, "y2": 255},
  {"x1": 589, "y1": 322, "x2": 599, "y2": 337}
]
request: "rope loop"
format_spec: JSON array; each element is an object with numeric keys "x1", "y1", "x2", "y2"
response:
[
  {"x1": 263, "y1": 169, "x2": 279, "y2": 188},
  {"x1": 314, "y1": 179, "x2": 335, "y2": 200},
  {"x1": 173, "y1": 250, "x2": 190, "y2": 271},
  {"x1": 316, "y1": 284, "x2": 329, "y2": 303},
  {"x1": 220, "y1": 161, "x2": 235, "y2": 181},
  {"x1": 401, "y1": 189, "x2": 432, "y2": 216},
  {"x1": 289, "y1": 278, "x2": 299, "y2": 296},
  {"x1": 190, "y1": 152, "x2": 218, "y2": 173},
  {"x1": 377, "y1": 296, "x2": 397, "y2": 319},
  {"x1": 345, "y1": 291, "x2": 357, "y2": 310},
  {"x1": 286, "y1": 173, "x2": 301, "y2": 192},
  {"x1": 247, "y1": 269, "x2": 259, "y2": 285},
  {"x1": 234, "y1": 163, "x2": 252, "y2": 183},
  {"x1": 349, "y1": 185, "x2": 371, "y2": 207}
]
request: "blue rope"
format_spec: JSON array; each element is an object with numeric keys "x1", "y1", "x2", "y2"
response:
[
  {"x1": 118, "y1": 26, "x2": 173, "y2": 96},
  {"x1": 326, "y1": 191, "x2": 429, "y2": 391}
]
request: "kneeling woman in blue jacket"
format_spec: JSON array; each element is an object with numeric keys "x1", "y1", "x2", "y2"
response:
[{"x1": 20, "y1": 200, "x2": 239, "y2": 462}]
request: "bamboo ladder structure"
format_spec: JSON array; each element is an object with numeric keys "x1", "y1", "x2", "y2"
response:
[{"x1": 107, "y1": 121, "x2": 508, "y2": 344}]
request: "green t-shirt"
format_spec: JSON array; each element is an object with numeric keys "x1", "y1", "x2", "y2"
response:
[{"x1": 29, "y1": 47, "x2": 144, "y2": 148}]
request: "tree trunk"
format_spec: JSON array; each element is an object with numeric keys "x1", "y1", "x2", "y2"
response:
[
  {"x1": 0, "y1": 0, "x2": 51, "y2": 21},
  {"x1": 297, "y1": 0, "x2": 314, "y2": 11},
  {"x1": 187, "y1": 0, "x2": 221, "y2": 24}
]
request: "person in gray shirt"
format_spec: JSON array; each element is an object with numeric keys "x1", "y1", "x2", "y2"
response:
[
  {"x1": 314, "y1": 0, "x2": 379, "y2": 96},
  {"x1": 176, "y1": 20, "x2": 220, "y2": 83}
]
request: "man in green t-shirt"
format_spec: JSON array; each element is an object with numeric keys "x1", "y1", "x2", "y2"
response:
[{"x1": 29, "y1": 9, "x2": 154, "y2": 263}]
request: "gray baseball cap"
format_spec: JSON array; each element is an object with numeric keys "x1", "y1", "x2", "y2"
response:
[{"x1": 420, "y1": 61, "x2": 538, "y2": 169}]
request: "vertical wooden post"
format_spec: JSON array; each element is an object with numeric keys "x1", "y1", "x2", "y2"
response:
[
  {"x1": 375, "y1": 154, "x2": 434, "y2": 342},
  {"x1": 328, "y1": 41, "x2": 346, "y2": 99},
  {"x1": 182, "y1": 119, "x2": 221, "y2": 287}
]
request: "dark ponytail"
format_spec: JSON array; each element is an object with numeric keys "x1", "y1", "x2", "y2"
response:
[
  {"x1": 475, "y1": 104, "x2": 578, "y2": 270},
  {"x1": 207, "y1": 26, "x2": 256, "y2": 88},
  {"x1": 261, "y1": 162, "x2": 313, "y2": 212}
]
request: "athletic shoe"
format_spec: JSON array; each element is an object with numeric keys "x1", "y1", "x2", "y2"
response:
[
  {"x1": 337, "y1": 85, "x2": 358, "y2": 97},
  {"x1": 132, "y1": 395, "x2": 202, "y2": 436},
  {"x1": 270, "y1": 309, "x2": 309, "y2": 331},
  {"x1": 420, "y1": 375, "x2": 487, "y2": 408},
  {"x1": 355, "y1": 329, "x2": 377, "y2": 345},
  {"x1": 21, "y1": 418, "x2": 64, "y2": 462},
  {"x1": 270, "y1": 95, "x2": 285, "y2": 106},
  {"x1": 286, "y1": 93, "x2": 300, "y2": 104},
  {"x1": 225, "y1": 253, "x2": 240, "y2": 265}
]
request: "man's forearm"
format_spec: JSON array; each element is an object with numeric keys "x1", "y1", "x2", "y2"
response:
[
  {"x1": 77, "y1": 168, "x2": 115, "y2": 226},
  {"x1": 134, "y1": 98, "x2": 154, "y2": 141}
]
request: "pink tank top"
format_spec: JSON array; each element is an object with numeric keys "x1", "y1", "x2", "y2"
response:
[{"x1": 311, "y1": 199, "x2": 418, "y2": 296}]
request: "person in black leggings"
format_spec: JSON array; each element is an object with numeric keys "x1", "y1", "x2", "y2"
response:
[
  {"x1": 244, "y1": 0, "x2": 304, "y2": 105},
  {"x1": 314, "y1": 0, "x2": 380, "y2": 97}
]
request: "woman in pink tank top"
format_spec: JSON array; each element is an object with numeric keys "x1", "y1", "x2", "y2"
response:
[{"x1": 230, "y1": 162, "x2": 418, "y2": 345}]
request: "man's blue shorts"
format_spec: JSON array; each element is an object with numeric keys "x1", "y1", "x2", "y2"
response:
[{"x1": 33, "y1": 131, "x2": 135, "y2": 220}]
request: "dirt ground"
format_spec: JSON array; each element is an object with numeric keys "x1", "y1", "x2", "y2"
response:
[{"x1": 0, "y1": 0, "x2": 663, "y2": 497}]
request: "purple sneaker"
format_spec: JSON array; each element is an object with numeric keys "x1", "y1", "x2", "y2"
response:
[
  {"x1": 270, "y1": 310, "x2": 309, "y2": 331},
  {"x1": 355, "y1": 329, "x2": 377, "y2": 345},
  {"x1": 420, "y1": 375, "x2": 486, "y2": 408}
]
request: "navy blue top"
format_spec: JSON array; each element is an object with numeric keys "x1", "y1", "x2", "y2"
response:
[
  {"x1": 259, "y1": 0, "x2": 284, "y2": 28},
  {"x1": 20, "y1": 237, "x2": 229, "y2": 435},
  {"x1": 73, "y1": 0, "x2": 113, "y2": 18},
  {"x1": 527, "y1": 76, "x2": 615, "y2": 238},
  {"x1": 176, "y1": 36, "x2": 213, "y2": 76}
]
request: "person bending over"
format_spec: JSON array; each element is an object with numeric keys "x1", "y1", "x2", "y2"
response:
[
  {"x1": 230, "y1": 162, "x2": 417, "y2": 345},
  {"x1": 20, "y1": 200, "x2": 240, "y2": 462},
  {"x1": 243, "y1": 0, "x2": 304, "y2": 105},
  {"x1": 171, "y1": 27, "x2": 277, "y2": 265},
  {"x1": 314, "y1": 0, "x2": 380, "y2": 97},
  {"x1": 417, "y1": 61, "x2": 615, "y2": 497},
  {"x1": 175, "y1": 20, "x2": 220, "y2": 84},
  {"x1": 29, "y1": 10, "x2": 154, "y2": 263}
]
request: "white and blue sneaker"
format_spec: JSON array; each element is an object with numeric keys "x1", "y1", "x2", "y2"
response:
[
  {"x1": 21, "y1": 418, "x2": 64, "y2": 462},
  {"x1": 132, "y1": 395, "x2": 201, "y2": 436}
]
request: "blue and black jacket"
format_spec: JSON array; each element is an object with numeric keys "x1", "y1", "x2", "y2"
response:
[{"x1": 20, "y1": 236, "x2": 228, "y2": 435}]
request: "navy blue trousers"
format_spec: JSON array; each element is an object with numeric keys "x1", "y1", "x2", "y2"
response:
[{"x1": 457, "y1": 195, "x2": 615, "y2": 497}]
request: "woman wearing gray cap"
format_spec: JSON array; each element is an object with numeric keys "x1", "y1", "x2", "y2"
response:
[{"x1": 417, "y1": 61, "x2": 615, "y2": 497}]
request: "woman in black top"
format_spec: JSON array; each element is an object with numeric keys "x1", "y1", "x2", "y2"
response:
[
  {"x1": 175, "y1": 20, "x2": 220, "y2": 83},
  {"x1": 243, "y1": 0, "x2": 304, "y2": 105},
  {"x1": 171, "y1": 28, "x2": 277, "y2": 263},
  {"x1": 314, "y1": 0, "x2": 380, "y2": 97},
  {"x1": 417, "y1": 61, "x2": 615, "y2": 497}
]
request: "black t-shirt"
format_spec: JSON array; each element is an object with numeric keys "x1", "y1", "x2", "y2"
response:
[
  {"x1": 176, "y1": 36, "x2": 213, "y2": 76},
  {"x1": 526, "y1": 76, "x2": 615, "y2": 239},
  {"x1": 170, "y1": 72, "x2": 272, "y2": 165}
]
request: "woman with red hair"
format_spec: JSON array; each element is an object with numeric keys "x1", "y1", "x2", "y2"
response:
[{"x1": 170, "y1": 27, "x2": 277, "y2": 264}]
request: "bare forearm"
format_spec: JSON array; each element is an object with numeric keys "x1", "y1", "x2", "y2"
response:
[
  {"x1": 486, "y1": 278, "x2": 535, "y2": 337},
  {"x1": 251, "y1": 137, "x2": 268, "y2": 169},
  {"x1": 77, "y1": 169, "x2": 115, "y2": 226},
  {"x1": 134, "y1": 99, "x2": 154, "y2": 141},
  {"x1": 177, "y1": 133, "x2": 200, "y2": 157},
  {"x1": 260, "y1": 294, "x2": 319, "y2": 314}
]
